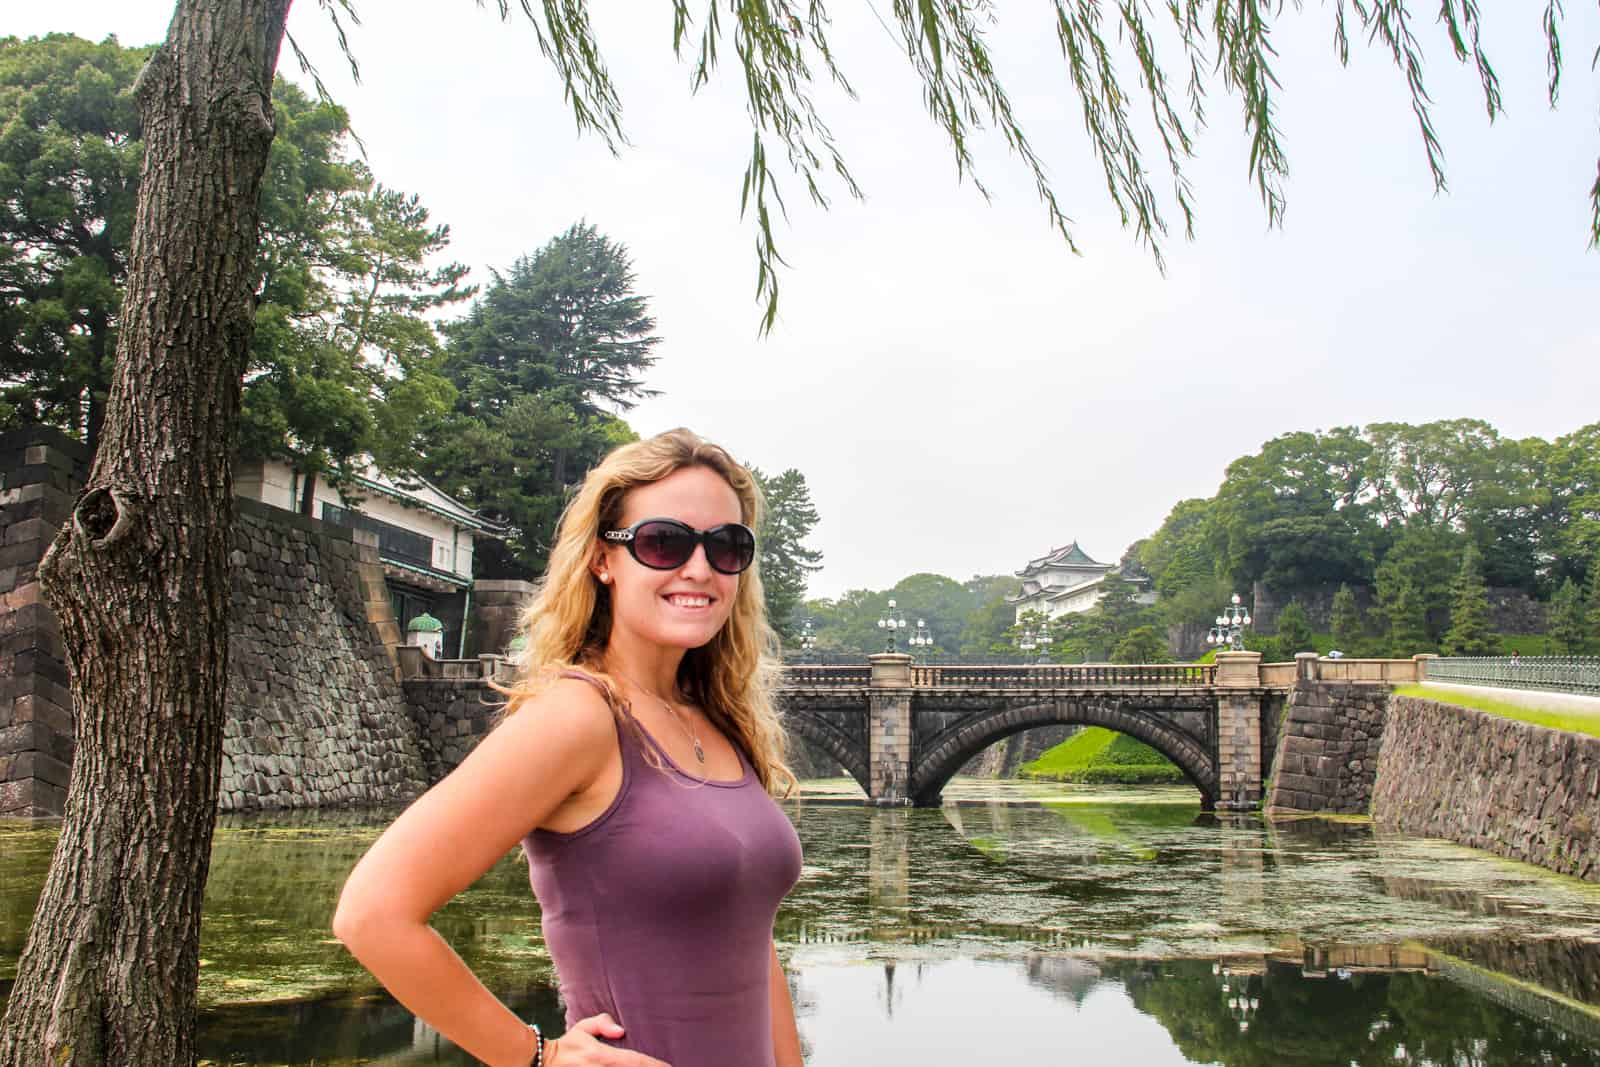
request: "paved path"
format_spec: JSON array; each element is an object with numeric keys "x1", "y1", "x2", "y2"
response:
[{"x1": 1419, "y1": 681, "x2": 1600, "y2": 717}]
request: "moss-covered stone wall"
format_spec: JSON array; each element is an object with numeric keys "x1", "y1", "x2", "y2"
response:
[{"x1": 1371, "y1": 695, "x2": 1600, "y2": 881}]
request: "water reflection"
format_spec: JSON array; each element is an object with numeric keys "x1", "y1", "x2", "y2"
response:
[{"x1": 5, "y1": 782, "x2": 1600, "y2": 1065}]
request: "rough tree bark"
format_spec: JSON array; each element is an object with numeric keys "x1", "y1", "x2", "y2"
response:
[{"x1": 0, "y1": 1, "x2": 291, "y2": 1063}]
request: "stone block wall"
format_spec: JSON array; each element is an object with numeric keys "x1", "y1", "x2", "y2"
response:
[
  {"x1": 401, "y1": 678, "x2": 507, "y2": 783},
  {"x1": 0, "y1": 424, "x2": 430, "y2": 815},
  {"x1": 1264, "y1": 682, "x2": 1390, "y2": 814},
  {"x1": 221, "y1": 498, "x2": 428, "y2": 811},
  {"x1": 1371, "y1": 695, "x2": 1600, "y2": 881},
  {"x1": 0, "y1": 427, "x2": 89, "y2": 816},
  {"x1": 469, "y1": 579, "x2": 537, "y2": 658}
]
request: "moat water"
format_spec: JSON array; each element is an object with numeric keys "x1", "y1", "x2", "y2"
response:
[{"x1": 5, "y1": 779, "x2": 1600, "y2": 1065}]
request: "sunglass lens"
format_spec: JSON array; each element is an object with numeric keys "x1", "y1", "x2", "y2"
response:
[
  {"x1": 633, "y1": 521, "x2": 694, "y2": 569},
  {"x1": 706, "y1": 525, "x2": 756, "y2": 574}
]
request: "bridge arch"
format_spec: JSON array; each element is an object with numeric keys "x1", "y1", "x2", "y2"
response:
[
  {"x1": 909, "y1": 697, "x2": 1217, "y2": 808},
  {"x1": 782, "y1": 707, "x2": 871, "y2": 797}
]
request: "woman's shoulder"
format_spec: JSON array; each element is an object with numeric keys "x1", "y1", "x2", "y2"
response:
[{"x1": 497, "y1": 672, "x2": 620, "y2": 752}]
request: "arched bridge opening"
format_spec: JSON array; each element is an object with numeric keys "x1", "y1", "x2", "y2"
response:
[
  {"x1": 781, "y1": 705, "x2": 871, "y2": 798},
  {"x1": 909, "y1": 697, "x2": 1218, "y2": 809}
]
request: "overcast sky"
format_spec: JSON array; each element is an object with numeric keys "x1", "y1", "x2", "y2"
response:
[{"x1": 18, "y1": 3, "x2": 1600, "y2": 600}]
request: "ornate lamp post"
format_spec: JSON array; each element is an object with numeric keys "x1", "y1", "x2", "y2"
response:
[
  {"x1": 1019, "y1": 624, "x2": 1053, "y2": 663},
  {"x1": 908, "y1": 618, "x2": 933, "y2": 658},
  {"x1": 799, "y1": 617, "x2": 817, "y2": 662},
  {"x1": 1207, "y1": 593, "x2": 1253, "y2": 652},
  {"x1": 877, "y1": 599, "x2": 907, "y2": 653}
]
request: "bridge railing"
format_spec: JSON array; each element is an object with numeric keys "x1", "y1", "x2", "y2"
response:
[
  {"x1": 780, "y1": 664, "x2": 873, "y2": 687},
  {"x1": 1426, "y1": 656, "x2": 1600, "y2": 697},
  {"x1": 907, "y1": 662, "x2": 1216, "y2": 688}
]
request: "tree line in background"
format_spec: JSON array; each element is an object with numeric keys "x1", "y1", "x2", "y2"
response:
[
  {"x1": 802, "y1": 419, "x2": 1600, "y2": 664},
  {"x1": 1139, "y1": 420, "x2": 1600, "y2": 657},
  {"x1": 0, "y1": 33, "x2": 823, "y2": 629}
]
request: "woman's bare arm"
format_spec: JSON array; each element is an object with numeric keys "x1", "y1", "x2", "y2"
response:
[{"x1": 332, "y1": 678, "x2": 634, "y2": 1067}]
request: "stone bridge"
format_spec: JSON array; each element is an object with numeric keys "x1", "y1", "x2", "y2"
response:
[{"x1": 776, "y1": 652, "x2": 1422, "y2": 810}]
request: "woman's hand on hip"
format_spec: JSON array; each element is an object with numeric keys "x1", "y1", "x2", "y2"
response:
[{"x1": 548, "y1": 1014, "x2": 671, "y2": 1067}]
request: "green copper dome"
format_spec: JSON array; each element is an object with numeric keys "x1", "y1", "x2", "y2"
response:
[{"x1": 406, "y1": 612, "x2": 444, "y2": 633}]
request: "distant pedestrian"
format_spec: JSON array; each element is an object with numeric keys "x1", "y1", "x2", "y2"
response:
[{"x1": 1511, "y1": 650, "x2": 1522, "y2": 668}]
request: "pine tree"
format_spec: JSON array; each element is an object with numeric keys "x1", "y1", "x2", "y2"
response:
[
  {"x1": 1442, "y1": 543, "x2": 1500, "y2": 656},
  {"x1": 1274, "y1": 600, "x2": 1316, "y2": 658},
  {"x1": 1551, "y1": 578, "x2": 1587, "y2": 654},
  {"x1": 1379, "y1": 570, "x2": 1431, "y2": 656},
  {"x1": 1586, "y1": 550, "x2": 1600, "y2": 653},
  {"x1": 1330, "y1": 583, "x2": 1365, "y2": 656}
]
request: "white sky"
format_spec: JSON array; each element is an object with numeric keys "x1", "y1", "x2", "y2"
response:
[{"x1": 17, "y1": 2, "x2": 1600, "y2": 598}]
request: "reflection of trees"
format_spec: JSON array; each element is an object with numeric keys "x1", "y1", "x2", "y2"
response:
[
  {"x1": 195, "y1": 814, "x2": 552, "y2": 1007},
  {"x1": 1110, "y1": 958, "x2": 1600, "y2": 1067},
  {"x1": 194, "y1": 982, "x2": 564, "y2": 1065}
]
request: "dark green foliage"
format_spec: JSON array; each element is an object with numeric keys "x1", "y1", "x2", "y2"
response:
[
  {"x1": 0, "y1": 34, "x2": 149, "y2": 449},
  {"x1": 422, "y1": 223, "x2": 658, "y2": 578},
  {"x1": 1110, "y1": 625, "x2": 1171, "y2": 664},
  {"x1": 750, "y1": 467, "x2": 822, "y2": 642},
  {"x1": 1211, "y1": 428, "x2": 1377, "y2": 592},
  {"x1": 0, "y1": 38, "x2": 465, "y2": 488},
  {"x1": 1329, "y1": 583, "x2": 1367, "y2": 656},
  {"x1": 1272, "y1": 600, "x2": 1315, "y2": 659},
  {"x1": 1588, "y1": 550, "x2": 1600, "y2": 650},
  {"x1": 240, "y1": 86, "x2": 471, "y2": 502},
  {"x1": 1550, "y1": 578, "x2": 1587, "y2": 654},
  {"x1": 1442, "y1": 543, "x2": 1500, "y2": 656},
  {"x1": 1139, "y1": 499, "x2": 1218, "y2": 599},
  {"x1": 1377, "y1": 568, "x2": 1432, "y2": 657},
  {"x1": 805, "y1": 573, "x2": 1019, "y2": 657}
]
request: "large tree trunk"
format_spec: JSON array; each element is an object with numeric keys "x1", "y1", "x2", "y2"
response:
[{"x1": 0, "y1": 2, "x2": 291, "y2": 1064}]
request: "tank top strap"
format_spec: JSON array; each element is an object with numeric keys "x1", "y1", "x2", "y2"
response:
[{"x1": 556, "y1": 668, "x2": 651, "y2": 764}]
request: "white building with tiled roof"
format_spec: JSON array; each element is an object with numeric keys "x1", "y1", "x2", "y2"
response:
[
  {"x1": 1007, "y1": 541, "x2": 1154, "y2": 621},
  {"x1": 235, "y1": 456, "x2": 506, "y2": 657}
]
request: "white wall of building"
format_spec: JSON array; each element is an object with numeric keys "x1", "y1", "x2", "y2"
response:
[{"x1": 236, "y1": 458, "x2": 477, "y2": 580}]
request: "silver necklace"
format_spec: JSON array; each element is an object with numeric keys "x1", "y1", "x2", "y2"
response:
[{"x1": 614, "y1": 668, "x2": 706, "y2": 764}]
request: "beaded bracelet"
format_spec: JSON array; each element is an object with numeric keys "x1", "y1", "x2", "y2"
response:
[{"x1": 526, "y1": 1022, "x2": 544, "y2": 1067}]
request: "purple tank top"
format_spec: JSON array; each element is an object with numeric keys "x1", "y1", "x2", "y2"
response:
[{"x1": 521, "y1": 674, "x2": 803, "y2": 1067}]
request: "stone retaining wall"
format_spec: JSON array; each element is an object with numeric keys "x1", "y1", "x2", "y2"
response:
[
  {"x1": 0, "y1": 420, "x2": 428, "y2": 815},
  {"x1": 221, "y1": 499, "x2": 427, "y2": 811},
  {"x1": 1371, "y1": 696, "x2": 1600, "y2": 881},
  {"x1": 401, "y1": 677, "x2": 506, "y2": 783},
  {"x1": 1264, "y1": 682, "x2": 1390, "y2": 814},
  {"x1": 0, "y1": 427, "x2": 90, "y2": 815}
]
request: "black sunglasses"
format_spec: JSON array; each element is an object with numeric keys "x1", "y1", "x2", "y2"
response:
[{"x1": 601, "y1": 518, "x2": 757, "y2": 575}]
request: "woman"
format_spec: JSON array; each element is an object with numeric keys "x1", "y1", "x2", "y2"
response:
[{"x1": 333, "y1": 428, "x2": 805, "y2": 1067}]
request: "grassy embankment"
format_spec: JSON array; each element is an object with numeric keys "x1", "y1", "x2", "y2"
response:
[
  {"x1": 1019, "y1": 727, "x2": 1184, "y2": 784},
  {"x1": 1393, "y1": 684, "x2": 1600, "y2": 741}
]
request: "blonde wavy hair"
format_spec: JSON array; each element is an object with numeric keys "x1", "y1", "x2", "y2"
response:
[{"x1": 497, "y1": 427, "x2": 795, "y2": 796}]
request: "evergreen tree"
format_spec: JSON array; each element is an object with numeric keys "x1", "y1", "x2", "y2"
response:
[
  {"x1": 1586, "y1": 549, "x2": 1600, "y2": 652},
  {"x1": 751, "y1": 467, "x2": 823, "y2": 642},
  {"x1": 1550, "y1": 578, "x2": 1587, "y2": 654},
  {"x1": 1274, "y1": 600, "x2": 1316, "y2": 658},
  {"x1": 1111, "y1": 625, "x2": 1171, "y2": 664},
  {"x1": 423, "y1": 224, "x2": 659, "y2": 577},
  {"x1": 1330, "y1": 583, "x2": 1365, "y2": 655},
  {"x1": 1378, "y1": 570, "x2": 1431, "y2": 656},
  {"x1": 1441, "y1": 543, "x2": 1499, "y2": 656}
]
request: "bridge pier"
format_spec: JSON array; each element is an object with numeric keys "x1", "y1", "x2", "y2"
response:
[
  {"x1": 867, "y1": 653, "x2": 914, "y2": 805},
  {"x1": 1214, "y1": 651, "x2": 1264, "y2": 811}
]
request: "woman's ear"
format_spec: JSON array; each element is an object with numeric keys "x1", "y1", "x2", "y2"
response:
[{"x1": 589, "y1": 549, "x2": 612, "y2": 586}]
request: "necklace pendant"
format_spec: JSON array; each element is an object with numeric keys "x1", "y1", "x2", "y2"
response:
[{"x1": 692, "y1": 739, "x2": 706, "y2": 764}]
